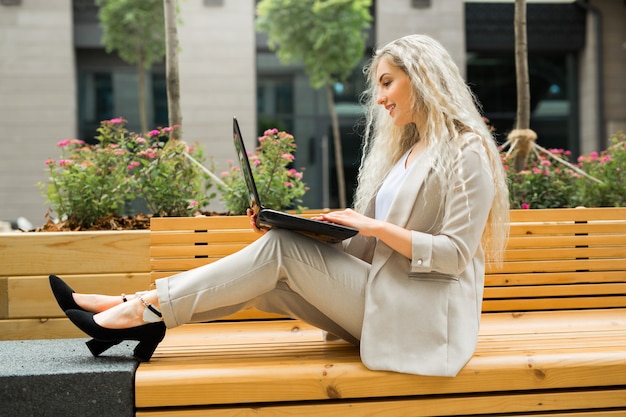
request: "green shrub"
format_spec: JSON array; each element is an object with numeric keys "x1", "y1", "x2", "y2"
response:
[
  {"x1": 576, "y1": 132, "x2": 626, "y2": 207},
  {"x1": 503, "y1": 148, "x2": 583, "y2": 209},
  {"x1": 40, "y1": 118, "x2": 213, "y2": 228},
  {"x1": 218, "y1": 128, "x2": 307, "y2": 214}
]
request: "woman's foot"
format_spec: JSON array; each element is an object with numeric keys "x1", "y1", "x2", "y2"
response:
[
  {"x1": 64, "y1": 290, "x2": 164, "y2": 361},
  {"x1": 93, "y1": 290, "x2": 161, "y2": 329},
  {"x1": 72, "y1": 293, "x2": 129, "y2": 313},
  {"x1": 49, "y1": 274, "x2": 134, "y2": 313}
]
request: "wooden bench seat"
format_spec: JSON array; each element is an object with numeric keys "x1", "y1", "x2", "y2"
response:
[
  {"x1": 138, "y1": 207, "x2": 626, "y2": 416},
  {"x1": 136, "y1": 310, "x2": 626, "y2": 416}
]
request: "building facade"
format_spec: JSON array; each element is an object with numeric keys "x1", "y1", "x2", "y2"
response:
[{"x1": 1, "y1": 0, "x2": 624, "y2": 225}]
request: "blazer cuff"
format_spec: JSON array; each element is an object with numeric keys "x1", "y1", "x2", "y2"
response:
[{"x1": 411, "y1": 230, "x2": 432, "y2": 272}]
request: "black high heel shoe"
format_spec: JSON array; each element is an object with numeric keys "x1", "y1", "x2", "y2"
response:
[
  {"x1": 49, "y1": 274, "x2": 135, "y2": 356},
  {"x1": 49, "y1": 274, "x2": 82, "y2": 311},
  {"x1": 65, "y1": 309, "x2": 166, "y2": 362},
  {"x1": 49, "y1": 274, "x2": 129, "y2": 313}
]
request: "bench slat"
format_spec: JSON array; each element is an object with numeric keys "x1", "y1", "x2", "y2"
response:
[
  {"x1": 482, "y1": 295, "x2": 626, "y2": 311},
  {"x1": 506, "y1": 233, "x2": 626, "y2": 248},
  {"x1": 488, "y1": 258, "x2": 626, "y2": 273},
  {"x1": 485, "y1": 282, "x2": 626, "y2": 298},
  {"x1": 150, "y1": 230, "x2": 258, "y2": 245},
  {"x1": 503, "y1": 246, "x2": 626, "y2": 261},
  {"x1": 509, "y1": 207, "x2": 626, "y2": 222},
  {"x1": 485, "y1": 270, "x2": 626, "y2": 286},
  {"x1": 150, "y1": 244, "x2": 251, "y2": 258},
  {"x1": 136, "y1": 390, "x2": 626, "y2": 417},
  {"x1": 509, "y1": 222, "x2": 626, "y2": 236}
]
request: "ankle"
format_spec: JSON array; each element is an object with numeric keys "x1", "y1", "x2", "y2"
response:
[{"x1": 138, "y1": 295, "x2": 163, "y2": 323}]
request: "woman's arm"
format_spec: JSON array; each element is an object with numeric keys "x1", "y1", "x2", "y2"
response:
[{"x1": 319, "y1": 209, "x2": 413, "y2": 260}]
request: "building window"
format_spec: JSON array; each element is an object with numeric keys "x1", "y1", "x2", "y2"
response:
[{"x1": 467, "y1": 52, "x2": 578, "y2": 155}]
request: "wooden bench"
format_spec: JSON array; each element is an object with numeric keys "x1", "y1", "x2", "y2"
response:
[
  {"x1": 143, "y1": 208, "x2": 626, "y2": 415},
  {"x1": 0, "y1": 230, "x2": 151, "y2": 340}
]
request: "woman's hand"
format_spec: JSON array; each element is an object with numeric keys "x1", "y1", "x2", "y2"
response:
[
  {"x1": 317, "y1": 209, "x2": 377, "y2": 236},
  {"x1": 247, "y1": 208, "x2": 269, "y2": 234},
  {"x1": 318, "y1": 209, "x2": 413, "y2": 259}
]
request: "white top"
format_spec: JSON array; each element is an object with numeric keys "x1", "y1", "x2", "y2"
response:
[{"x1": 375, "y1": 149, "x2": 417, "y2": 220}]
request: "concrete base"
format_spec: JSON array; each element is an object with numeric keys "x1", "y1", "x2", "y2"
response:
[{"x1": 0, "y1": 338, "x2": 138, "y2": 417}]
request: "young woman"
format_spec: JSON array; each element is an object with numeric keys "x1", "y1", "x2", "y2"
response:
[{"x1": 50, "y1": 34, "x2": 509, "y2": 377}]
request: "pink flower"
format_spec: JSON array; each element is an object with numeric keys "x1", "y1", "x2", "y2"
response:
[
  {"x1": 282, "y1": 154, "x2": 294, "y2": 161},
  {"x1": 220, "y1": 171, "x2": 230, "y2": 178},
  {"x1": 188, "y1": 200, "x2": 198, "y2": 208},
  {"x1": 127, "y1": 161, "x2": 140, "y2": 170},
  {"x1": 521, "y1": 203, "x2": 530, "y2": 209},
  {"x1": 136, "y1": 137, "x2": 146, "y2": 144},
  {"x1": 601, "y1": 155, "x2": 611, "y2": 164},
  {"x1": 57, "y1": 138, "x2": 85, "y2": 147},
  {"x1": 253, "y1": 159, "x2": 261, "y2": 166},
  {"x1": 287, "y1": 168, "x2": 303, "y2": 179},
  {"x1": 109, "y1": 117, "x2": 124, "y2": 124},
  {"x1": 284, "y1": 181, "x2": 293, "y2": 187},
  {"x1": 540, "y1": 160, "x2": 551, "y2": 166},
  {"x1": 45, "y1": 159, "x2": 55, "y2": 166},
  {"x1": 139, "y1": 149, "x2": 158, "y2": 159},
  {"x1": 148, "y1": 129, "x2": 160, "y2": 137},
  {"x1": 532, "y1": 167, "x2": 543, "y2": 175},
  {"x1": 58, "y1": 159, "x2": 72, "y2": 167}
]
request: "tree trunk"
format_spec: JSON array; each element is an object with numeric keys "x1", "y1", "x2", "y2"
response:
[
  {"x1": 137, "y1": 57, "x2": 148, "y2": 134},
  {"x1": 326, "y1": 83, "x2": 347, "y2": 209},
  {"x1": 514, "y1": 0, "x2": 530, "y2": 130},
  {"x1": 511, "y1": 0, "x2": 536, "y2": 172},
  {"x1": 164, "y1": 0, "x2": 182, "y2": 140}
]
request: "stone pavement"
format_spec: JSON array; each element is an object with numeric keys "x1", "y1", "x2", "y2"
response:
[{"x1": 0, "y1": 338, "x2": 137, "y2": 417}]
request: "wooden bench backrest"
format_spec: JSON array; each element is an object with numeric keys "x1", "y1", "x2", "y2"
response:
[
  {"x1": 484, "y1": 207, "x2": 626, "y2": 312},
  {"x1": 150, "y1": 207, "x2": 626, "y2": 315}
]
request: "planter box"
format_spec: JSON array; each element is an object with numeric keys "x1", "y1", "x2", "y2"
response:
[{"x1": 0, "y1": 230, "x2": 151, "y2": 340}]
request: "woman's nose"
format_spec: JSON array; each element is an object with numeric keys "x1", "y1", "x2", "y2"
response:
[{"x1": 377, "y1": 94, "x2": 386, "y2": 105}]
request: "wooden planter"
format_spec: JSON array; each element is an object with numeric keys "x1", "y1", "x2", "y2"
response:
[{"x1": 0, "y1": 230, "x2": 151, "y2": 340}]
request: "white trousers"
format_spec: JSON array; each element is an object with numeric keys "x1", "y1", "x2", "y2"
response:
[{"x1": 155, "y1": 229, "x2": 371, "y2": 344}]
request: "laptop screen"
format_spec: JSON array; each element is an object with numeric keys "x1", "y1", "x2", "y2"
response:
[{"x1": 233, "y1": 117, "x2": 263, "y2": 213}]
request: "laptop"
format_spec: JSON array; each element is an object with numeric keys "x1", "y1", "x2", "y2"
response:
[{"x1": 232, "y1": 117, "x2": 358, "y2": 243}]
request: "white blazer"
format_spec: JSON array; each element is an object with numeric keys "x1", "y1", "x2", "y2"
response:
[{"x1": 346, "y1": 134, "x2": 495, "y2": 376}]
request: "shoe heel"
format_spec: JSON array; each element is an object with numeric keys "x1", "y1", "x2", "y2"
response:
[
  {"x1": 86, "y1": 338, "x2": 122, "y2": 356},
  {"x1": 133, "y1": 331, "x2": 165, "y2": 362}
]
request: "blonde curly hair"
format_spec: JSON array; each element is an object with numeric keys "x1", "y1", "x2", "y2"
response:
[{"x1": 354, "y1": 34, "x2": 509, "y2": 264}]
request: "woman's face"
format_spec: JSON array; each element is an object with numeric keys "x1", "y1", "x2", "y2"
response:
[{"x1": 375, "y1": 57, "x2": 415, "y2": 127}]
